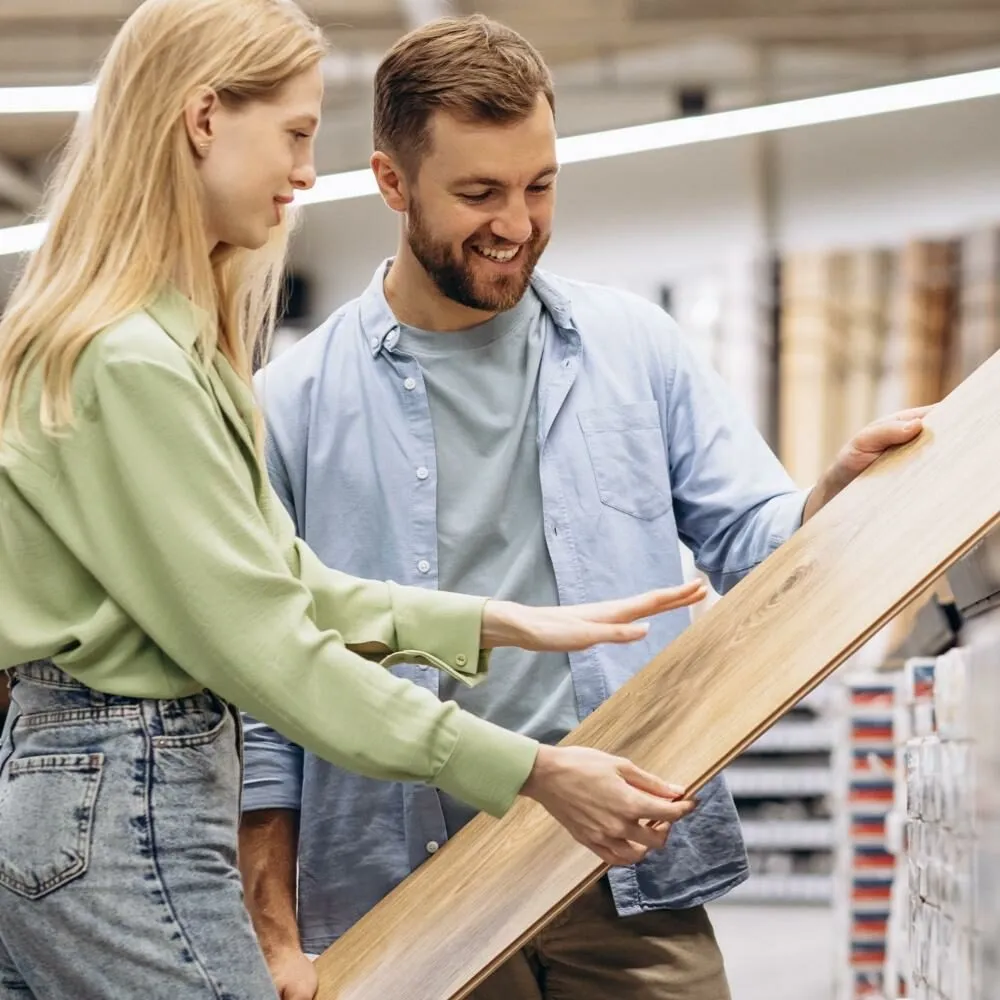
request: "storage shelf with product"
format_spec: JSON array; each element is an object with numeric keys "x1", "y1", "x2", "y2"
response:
[
  {"x1": 721, "y1": 687, "x2": 838, "y2": 904},
  {"x1": 830, "y1": 527, "x2": 1000, "y2": 1000}
]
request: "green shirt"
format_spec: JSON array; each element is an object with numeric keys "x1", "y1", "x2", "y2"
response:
[{"x1": 0, "y1": 288, "x2": 538, "y2": 817}]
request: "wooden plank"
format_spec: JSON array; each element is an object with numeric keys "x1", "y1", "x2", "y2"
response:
[
  {"x1": 315, "y1": 350, "x2": 1000, "y2": 1000},
  {"x1": 898, "y1": 240, "x2": 958, "y2": 409},
  {"x1": 953, "y1": 228, "x2": 1000, "y2": 389},
  {"x1": 881, "y1": 240, "x2": 959, "y2": 651},
  {"x1": 841, "y1": 249, "x2": 892, "y2": 438},
  {"x1": 779, "y1": 251, "x2": 845, "y2": 487}
]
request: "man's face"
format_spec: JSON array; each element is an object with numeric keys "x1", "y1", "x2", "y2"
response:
[{"x1": 403, "y1": 94, "x2": 557, "y2": 313}]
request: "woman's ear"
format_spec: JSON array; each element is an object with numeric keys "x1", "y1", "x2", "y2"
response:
[{"x1": 183, "y1": 86, "x2": 220, "y2": 157}]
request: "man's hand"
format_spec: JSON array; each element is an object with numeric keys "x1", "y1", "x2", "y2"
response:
[
  {"x1": 264, "y1": 947, "x2": 318, "y2": 1000},
  {"x1": 803, "y1": 407, "x2": 931, "y2": 522}
]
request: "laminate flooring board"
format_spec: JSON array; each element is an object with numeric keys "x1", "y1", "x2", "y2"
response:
[
  {"x1": 315, "y1": 352, "x2": 1000, "y2": 1000},
  {"x1": 877, "y1": 248, "x2": 909, "y2": 417},
  {"x1": 900, "y1": 240, "x2": 958, "y2": 408},
  {"x1": 955, "y1": 228, "x2": 1000, "y2": 386},
  {"x1": 778, "y1": 252, "x2": 846, "y2": 487},
  {"x1": 842, "y1": 250, "x2": 892, "y2": 439}
]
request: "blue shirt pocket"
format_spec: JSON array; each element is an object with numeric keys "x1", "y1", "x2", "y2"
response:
[{"x1": 578, "y1": 401, "x2": 671, "y2": 521}]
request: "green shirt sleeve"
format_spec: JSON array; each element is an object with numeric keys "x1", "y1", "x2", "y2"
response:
[
  {"x1": 12, "y1": 341, "x2": 537, "y2": 817},
  {"x1": 278, "y1": 515, "x2": 493, "y2": 684}
]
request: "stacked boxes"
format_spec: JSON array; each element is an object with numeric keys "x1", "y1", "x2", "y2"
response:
[
  {"x1": 966, "y1": 615, "x2": 1000, "y2": 1000},
  {"x1": 837, "y1": 674, "x2": 901, "y2": 999},
  {"x1": 902, "y1": 648, "x2": 975, "y2": 1000},
  {"x1": 884, "y1": 656, "x2": 938, "y2": 997}
]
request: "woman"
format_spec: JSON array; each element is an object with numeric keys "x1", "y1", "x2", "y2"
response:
[{"x1": 0, "y1": 1, "x2": 701, "y2": 996}]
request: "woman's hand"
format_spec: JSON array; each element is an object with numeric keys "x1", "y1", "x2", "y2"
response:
[
  {"x1": 521, "y1": 745, "x2": 697, "y2": 866},
  {"x1": 480, "y1": 581, "x2": 707, "y2": 652}
]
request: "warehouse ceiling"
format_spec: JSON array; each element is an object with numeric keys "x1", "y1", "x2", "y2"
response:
[{"x1": 2, "y1": 0, "x2": 1000, "y2": 222}]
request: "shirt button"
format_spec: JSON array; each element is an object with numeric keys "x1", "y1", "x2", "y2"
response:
[
  {"x1": 369, "y1": 336, "x2": 379, "y2": 349},
  {"x1": 403, "y1": 377, "x2": 417, "y2": 391},
  {"x1": 416, "y1": 466, "x2": 429, "y2": 480},
  {"x1": 455, "y1": 653, "x2": 468, "y2": 668},
  {"x1": 426, "y1": 841, "x2": 440, "y2": 854},
  {"x1": 417, "y1": 559, "x2": 431, "y2": 574}
]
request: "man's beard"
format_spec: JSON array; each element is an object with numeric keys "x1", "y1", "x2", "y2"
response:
[{"x1": 406, "y1": 197, "x2": 549, "y2": 313}]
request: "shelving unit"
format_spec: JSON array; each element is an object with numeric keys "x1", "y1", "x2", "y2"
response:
[
  {"x1": 719, "y1": 683, "x2": 839, "y2": 904},
  {"x1": 826, "y1": 529, "x2": 1000, "y2": 1000}
]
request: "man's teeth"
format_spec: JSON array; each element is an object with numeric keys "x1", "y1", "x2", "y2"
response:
[{"x1": 475, "y1": 245, "x2": 519, "y2": 262}]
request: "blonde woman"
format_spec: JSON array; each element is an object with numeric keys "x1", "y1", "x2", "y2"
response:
[{"x1": 0, "y1": 1, "x2": 702, "y2": 995}]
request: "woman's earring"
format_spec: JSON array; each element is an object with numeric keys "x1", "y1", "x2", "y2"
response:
[{"x1": 198, "y1": 141, "x2": 210, "y2": 155}]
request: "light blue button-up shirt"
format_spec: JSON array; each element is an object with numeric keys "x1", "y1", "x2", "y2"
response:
[{"x1": 245, "y1": 262, "x2": 807, "y2": 953}]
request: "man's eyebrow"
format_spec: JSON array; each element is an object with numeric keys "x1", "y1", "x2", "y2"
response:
[{"x1": 452, "y1": 164, "x2": 560, "y2": 188}]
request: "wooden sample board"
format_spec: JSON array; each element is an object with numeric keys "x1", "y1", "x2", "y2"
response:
[
  {"x1": 778, "y1": 251, "x2": 847, "y2": 487},
  {"x1": 954, "y1": 228, "x2": 1000, "y2": 390},
  {"x1": 316, "y1": 351, "x2": 1000, "y2": 1000},
  {"x1": 841, "y1": 250, "x2": 892, "y2": 440}
]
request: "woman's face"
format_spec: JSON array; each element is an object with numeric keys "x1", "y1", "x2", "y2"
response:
[{"x1": 191, "y1": 63, "x2": 322, "y2": 251}]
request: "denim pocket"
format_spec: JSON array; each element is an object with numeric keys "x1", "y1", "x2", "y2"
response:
[
  {"x1": 150, "y1": 692, "x2": 230, "y2": 748},
  {"x1": 0, "y1": 753, "x2": 104, "y2": 900},
  {"x1": 578, "y1": 401, "x2": 671, "y2": 520}
]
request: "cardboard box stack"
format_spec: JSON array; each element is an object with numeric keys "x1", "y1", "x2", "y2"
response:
[
  {"x1": 966, "y1": 616, "x2": 1000, "y2": 1000},
  {"x1": 899, "y1": 648, "x2": 976, "y2": 1000}
]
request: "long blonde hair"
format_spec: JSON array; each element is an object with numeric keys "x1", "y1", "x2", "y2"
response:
[{"x1": 0, "y1": 0, "x2": 326, "y2": 445}]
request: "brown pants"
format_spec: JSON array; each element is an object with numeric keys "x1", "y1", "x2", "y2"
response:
[{"x1": 468, "y1": 880, "x2": 732, "y2": 1000}]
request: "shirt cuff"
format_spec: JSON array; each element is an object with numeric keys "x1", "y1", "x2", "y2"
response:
[
  {"x1": 241, "y1": 768, "x2": 303, "y2": 812},
  {"x1": 383, "y1": 583, "x2": 491, "y2": 687},
  {"x1": 240, "y1": 715, "x2": 304, "y2": 812},
  {"x1": 766, "y1": 489, "x2": 810, "y2": 552},
  {"x1": 433, "y1": 711, "x2": 540, "y2": 818}
]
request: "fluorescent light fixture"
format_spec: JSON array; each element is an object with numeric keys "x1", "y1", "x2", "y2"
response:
[
  {"x1": 557, "y1": 66, "x2": 1000, "y2": 165},
  {"x1": 0, "y1": 85, "x2": 95, "y2": 115},
  {"x1": 0, "y1": 221, "x2": 46, "y2": 257},
  {"x1": 294, "y1": 168, "x2": 378, "y2": 205},
  {"x1": 1, "y1": 66, "x2": 999, "y2": 256}
]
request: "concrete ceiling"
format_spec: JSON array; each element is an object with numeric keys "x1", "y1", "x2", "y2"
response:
[{"x1": 2, "y1": 0, "x2": 1000, "y2": 223}]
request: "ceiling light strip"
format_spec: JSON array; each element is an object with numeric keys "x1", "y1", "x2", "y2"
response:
[{"x1": 1, "y1": 67, "x2": 998, "y2": 257}]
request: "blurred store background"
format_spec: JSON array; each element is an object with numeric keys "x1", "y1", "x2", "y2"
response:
[{"x1": 2, "y1": 3, "x2": 1000, "y2": 998}]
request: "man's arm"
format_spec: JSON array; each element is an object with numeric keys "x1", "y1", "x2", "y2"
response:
[
  {"x1": 646, "y1": 308, "x2": 926, "y2": 587},
  {"x1": 239, "y1": 809, "x2": 318, "y2": 1000},
  {"x1": 647, "y1": 310, "x2": 806, "y2": 595},
  {"x1": 239, "y1": 808, "x2": 301, "y2": 954}
]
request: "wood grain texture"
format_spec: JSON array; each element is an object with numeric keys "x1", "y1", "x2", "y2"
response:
[
  {"x1": 778, "y1": 251, "x2": 847, "y2": 486},
  {"x1": 880, "y1": 240, "x2": 959, "y2": 650},
  {"x1": 841, "y1": 249, "x2": 892, "y2": 438},
  {"x1": 315, "y1": 351, "x2": 1000, "y2": 1000},
  {"x1": 954, "y1": 228, "x2": 1000, "y2": 388}
]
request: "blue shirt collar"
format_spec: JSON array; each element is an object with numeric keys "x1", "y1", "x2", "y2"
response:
[{"x1": 357, "y1": 258, "x2": 576, "y2": 358}]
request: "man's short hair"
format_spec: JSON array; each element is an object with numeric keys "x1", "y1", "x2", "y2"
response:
[{"x1": 373, "y1": 14, "x2": 555, "y2": 174}]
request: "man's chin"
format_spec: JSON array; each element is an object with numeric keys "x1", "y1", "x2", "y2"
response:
[{"x1": 467, "y1": 272, "x2": 533, "y2": 312}]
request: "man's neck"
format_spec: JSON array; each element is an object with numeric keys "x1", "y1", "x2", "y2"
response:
[{"x1": 384, "y1": 244, "x2": 497, "y2": 333}]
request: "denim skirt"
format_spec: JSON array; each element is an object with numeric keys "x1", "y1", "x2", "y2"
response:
[{"x1": 0, "y1": 660, "x2": 280, "y2": 999}]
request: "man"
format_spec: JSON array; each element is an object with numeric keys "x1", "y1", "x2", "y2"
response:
[{"x1": 239, "y1": 14, "x2": 925, "y2": 1000}]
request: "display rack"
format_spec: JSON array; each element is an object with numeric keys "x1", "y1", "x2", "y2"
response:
[
  {"x1": 832, "y1": 527, "x2": 1000, "y2": 1000},
  {"x1": 722, "y1": 685, "x2": 838, "y2": 904}
]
